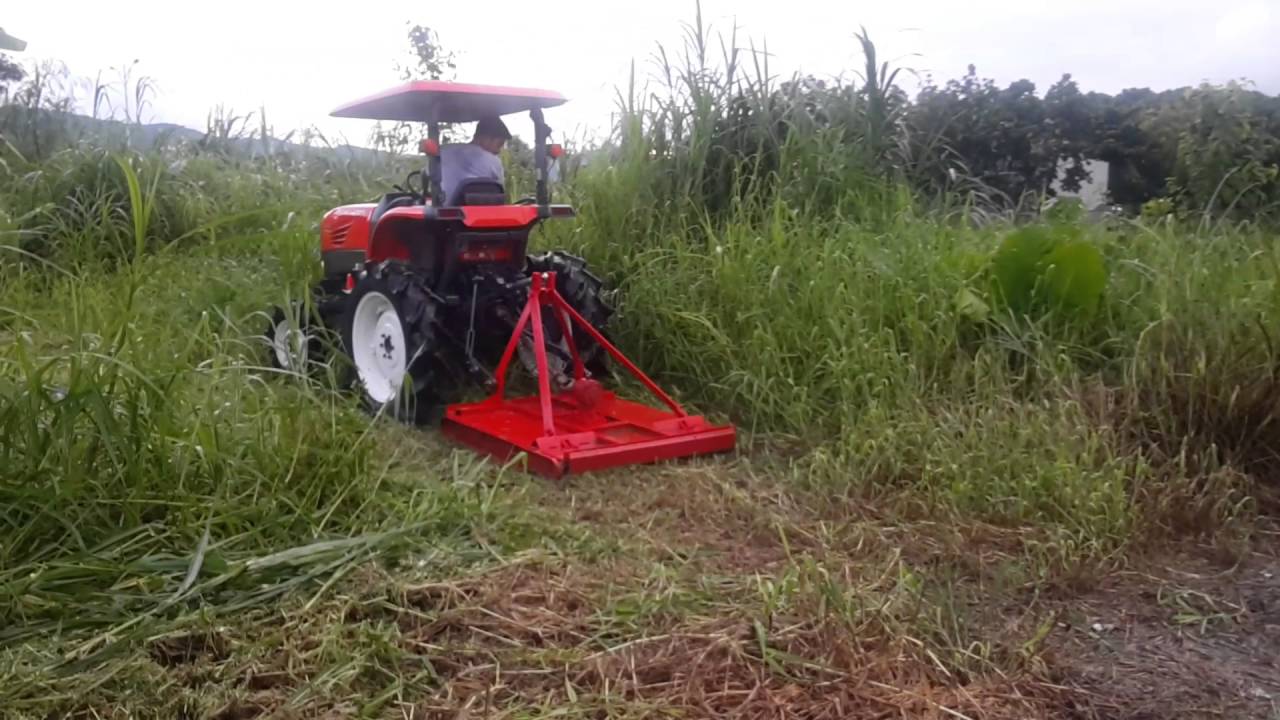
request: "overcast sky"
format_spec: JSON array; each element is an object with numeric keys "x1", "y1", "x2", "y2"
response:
[{"x1": 5, "y1": 0, "x2": 1278, "y2": 146}]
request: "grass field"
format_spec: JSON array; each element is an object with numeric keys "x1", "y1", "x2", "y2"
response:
[{"x1": 2, "y1": 29, "x2": 1280, "y2": 719}]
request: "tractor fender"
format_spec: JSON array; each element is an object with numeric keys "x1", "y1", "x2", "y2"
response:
[{"x1": 367, "y1": 205, "x2": 427, "y2": 264}]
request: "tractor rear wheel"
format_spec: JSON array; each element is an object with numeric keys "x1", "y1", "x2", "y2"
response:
[
  {"x1": 525, "y1": 251, "x2": 614, "y2": 374},
  {"x1": 340, "y1": 264, "x2": 440, "y2": 423}
]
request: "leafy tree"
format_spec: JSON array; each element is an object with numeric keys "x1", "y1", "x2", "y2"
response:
[
  {"x1": 906, "y1": 67, "x2": 1088, "y2": 207},
  {"x1": 370, "y1": 24, "x2": 457, "y2": 154},
  {"x1": 1080, "y1": 83, "x2": 1280, "y2": 216},
  {"x1": 0, "y1": 52, "x2": 23, "y2": 104},
  {"x1": 1085, "y1": 87, "x2": 1176, "y2": 207},
  {"x1": 1163, "y1": 82, "x2": 1280, "y2": 217},
  {"x1": 1042, "y1": 74, "x2": 1094, "y2": 193},
  {"x1": 399, "y1": 24, "x2": 456, "y2": 82}
]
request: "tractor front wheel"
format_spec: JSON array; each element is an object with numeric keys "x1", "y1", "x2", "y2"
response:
[
  {"x1": 341, "y1": 265, "x2": 440, "y2": 423},
  {"x1": 266, "y1": 301, "x2": 321, "y2": 373}
]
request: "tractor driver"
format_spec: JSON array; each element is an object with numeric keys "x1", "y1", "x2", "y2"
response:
[{"x1": 439, "y1": 115, "x2": 511, "y2": 205}]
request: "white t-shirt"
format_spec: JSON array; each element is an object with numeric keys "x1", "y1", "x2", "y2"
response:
[{"x1": 439, "y1": 143, "x2": 505, "y2": 204}]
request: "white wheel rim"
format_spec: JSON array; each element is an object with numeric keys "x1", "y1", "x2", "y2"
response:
[
  {"x1": 352, "y1": 291, "x2": 406, "y2": 404},
  {"x1": 272, "y1": 316, "x2": 306, "y2": 370}
]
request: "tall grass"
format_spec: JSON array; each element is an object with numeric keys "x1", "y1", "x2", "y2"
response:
[
  {"x1": 0, "y1": 149, "x2": 530, "y2": 707},
  {"x1": 544, "y1": 15, "x2": 1280, "y2": 546}
]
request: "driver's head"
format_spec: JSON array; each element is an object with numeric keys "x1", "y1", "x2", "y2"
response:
[{"x1": 473, "y1": 116, "x2": 511, "y2": 154}]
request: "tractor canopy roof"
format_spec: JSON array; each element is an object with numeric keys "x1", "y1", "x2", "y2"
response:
[{"x1": 330, "y1": 81, "x2": 567, "y2": 123}]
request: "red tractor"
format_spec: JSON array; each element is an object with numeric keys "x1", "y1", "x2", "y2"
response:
[{"x1": 268, "y1": 81, "x2": 734, "y2": 476}]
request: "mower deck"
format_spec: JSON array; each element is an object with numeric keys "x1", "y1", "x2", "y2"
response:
[
  {"x1": 441, "y1": 272, "x2": 736, "y2": 477},
  {"x1": 444, "y1": 382, "x2": 736, "y2": 477}
]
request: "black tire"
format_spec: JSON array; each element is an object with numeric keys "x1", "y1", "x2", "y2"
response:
[
  {"x1": 525, "y1": 251, "x2": 614, "y2": 374},
  {"x1": 340, "y1": 263, "x2": 441, "y2": 424}
]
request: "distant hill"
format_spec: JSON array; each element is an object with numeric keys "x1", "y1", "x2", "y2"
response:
[{"x1": 0, "y1": 106, "x2": 395, "y2": 164}]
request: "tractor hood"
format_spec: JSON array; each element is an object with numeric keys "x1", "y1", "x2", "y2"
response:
[{"x1": 330, "y1": 81, "x2": 567, "y2": 123}]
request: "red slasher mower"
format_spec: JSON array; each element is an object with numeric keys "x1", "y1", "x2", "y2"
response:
[{"x1": 267, "y1": 81, "x2": 735, "y2": 477}]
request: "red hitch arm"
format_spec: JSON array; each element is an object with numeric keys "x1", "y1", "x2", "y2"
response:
[{"x1": 487, "y1": 272, "x2": 687, "y2": 436}]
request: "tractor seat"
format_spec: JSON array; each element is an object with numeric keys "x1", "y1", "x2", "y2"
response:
[{"x1": 448, "y1": 179, "x2": 506, "y2": 207}]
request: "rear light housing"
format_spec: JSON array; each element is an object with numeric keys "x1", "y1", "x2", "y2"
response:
[{"x1": 458, "y1": 242, "x2": 514, "y2": 263}]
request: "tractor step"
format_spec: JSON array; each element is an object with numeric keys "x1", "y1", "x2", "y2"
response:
[{"x1": 442, "y1": 272, "x2": 736, "y2": 477}]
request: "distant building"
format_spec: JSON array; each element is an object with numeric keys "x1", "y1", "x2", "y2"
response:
[{"x1": 1052, "y1": 158, "x2": 1110, "y2": 210}]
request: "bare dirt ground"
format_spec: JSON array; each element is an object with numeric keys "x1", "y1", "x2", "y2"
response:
[
  {"x1": 1046, "y1": 548, "x2": 1280, "y2": 719},
  {"x1": 188, "y1": 456, "x2": 1279, "y2": 720},
  {"x1": 389, "y1": 460, "x2": 1280, "y2": 719}
]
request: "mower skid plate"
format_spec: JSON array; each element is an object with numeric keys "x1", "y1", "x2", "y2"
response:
[{"x1": 442, "y1": 388, "x2": 736, "y2": 478}]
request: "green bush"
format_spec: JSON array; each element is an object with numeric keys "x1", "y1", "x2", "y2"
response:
[{"x1": 990, "y1": 225, "x2": 1107, "y2": 318}]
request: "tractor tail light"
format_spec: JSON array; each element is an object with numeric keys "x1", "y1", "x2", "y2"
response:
[{"x1": 458, "y1": 243, "x2": 513, "y2": 263}]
